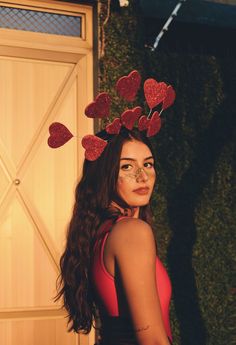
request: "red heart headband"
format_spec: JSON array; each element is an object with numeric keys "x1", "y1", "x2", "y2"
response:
[{"x1": 48, "y1": 70, "x2": 176, "y2": 161}]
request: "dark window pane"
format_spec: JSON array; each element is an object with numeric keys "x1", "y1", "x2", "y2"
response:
[{"x1": 0, "y1": 6, "x2": 82, "y2": 37}]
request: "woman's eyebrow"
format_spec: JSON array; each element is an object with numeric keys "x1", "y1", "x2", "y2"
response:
[
  {"x1": 120, "y1": 158, "x2": 136, "y2": 161},
  {"x1": 120, "y1": 156, "x2": 154, "y2": 161},
  {"x1": 144, "y1": 156, "x2": 154, "y2": 161}
]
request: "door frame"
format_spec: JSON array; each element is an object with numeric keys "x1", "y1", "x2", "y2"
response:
[{"x1": 0, "y1": 1, "x2": 95, "y2": 344}]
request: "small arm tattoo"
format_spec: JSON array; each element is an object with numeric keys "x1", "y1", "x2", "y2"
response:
[{"x1": 134, "y1": 325, "x2": 150, "y2": 333}]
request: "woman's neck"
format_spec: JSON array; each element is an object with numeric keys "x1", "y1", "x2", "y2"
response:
[{"x1": 110, "y1": 201, "x2": 139, "y2": 218}]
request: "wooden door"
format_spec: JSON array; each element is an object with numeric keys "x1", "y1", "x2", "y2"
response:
[{"x1": 0, "y1": 1, "x2": 95, "y2": 344}]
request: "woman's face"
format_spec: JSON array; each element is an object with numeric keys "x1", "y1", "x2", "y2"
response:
[{"x1": 116, "y1": 139, "x2": 156, "y2": 207}]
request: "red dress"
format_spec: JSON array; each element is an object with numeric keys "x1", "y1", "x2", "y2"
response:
[{"x1": 91, "y1": 217, "x2": 172, "y2": 344}]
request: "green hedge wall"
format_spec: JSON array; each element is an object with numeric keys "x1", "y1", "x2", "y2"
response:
[{"x1": 98, "y1": 1, "x2": 236, "y2": 344}]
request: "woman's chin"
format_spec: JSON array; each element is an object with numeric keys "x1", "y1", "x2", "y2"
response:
[
  {"x1": 130, "y1": 199, "x2": 150, "y2": 207},
  {"x1": 119, "y1": 193, "x2": 152, "y2": 209}
]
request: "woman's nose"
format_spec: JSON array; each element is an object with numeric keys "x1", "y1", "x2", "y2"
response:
[{"x1": 136, "y1": 168, "x2": 148, "y2": 182}]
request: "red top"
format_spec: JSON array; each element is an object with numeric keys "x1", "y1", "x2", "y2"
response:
[{"x1": 91, "y1": 217, "x2": 172, "y2": 341}]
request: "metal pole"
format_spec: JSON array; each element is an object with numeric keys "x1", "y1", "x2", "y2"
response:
[{"x1": 151, "y1": 0, "x2": 187, "y2": 51}]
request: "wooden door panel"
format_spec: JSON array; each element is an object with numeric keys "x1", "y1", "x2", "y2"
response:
[
  {"x1": 0, "y1": 194, "x2": 58, "y2": 308},
  {"x1": 22, "y1": 79, "x2": 78, "y2": 254},
  {"x1": 0, "y1": 56, "x2": 85, "y2": 343},
  {"x1": 0, "y1": 57, "x2": 73, "y2": 169},
  {"x1": 0, "y1": 2, "x2": 94, "y2": 343},
  {"x1": 0, "y1": 159, "x2": 10, "y2": 199},
  {"x1": 0, "y1": 319, "x2": 76, "y2": 345}
]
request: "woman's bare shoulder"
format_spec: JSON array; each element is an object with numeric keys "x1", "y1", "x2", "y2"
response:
[
  {"x1": 108, "y1": 217, "x2": 155, "y2": 253},
  {"x1": 112, "y1": 217, "x2": 152, "y2": 234}
]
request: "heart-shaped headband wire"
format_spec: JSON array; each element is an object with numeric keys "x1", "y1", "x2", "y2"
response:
[{"x1": 47, "y1": 70, "x2": 176, "y2": 161}]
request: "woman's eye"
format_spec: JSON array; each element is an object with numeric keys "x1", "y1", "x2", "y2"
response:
[
  {"x1": 121, "y1": 164, "x2": 132, "y2": 171},
  {"x1": 144, "y1": 162, "x2": 154, "y2": 168}
]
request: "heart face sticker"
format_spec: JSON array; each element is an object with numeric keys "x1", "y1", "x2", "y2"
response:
[
  {"x1": 162, "y1": 85, "x2": 176, "y2": 111},
  {"x1": 106, "y1": 118, "x2": 122, "y2": 134},
  {"x1": 116, "y1": 70, "x2": 141, "y2": 102},
  {"x1": 138, "y1": 115, "x2": 150, "y2": 131},
  {"x1": 121, "y1": 106, "x2": 142, "y2": 130},
  {"x1": 85, "y1": 92, "x2": 111, "y2": 118},
  {"x1": 146, "y1": 111, "x2": 161, "y2": 137},
  {"x1": 48, "y1": 122, "x2": 73, "y2": 148},
  {"x1": 82, "y1": 135, "x2": 107, "y2": 161},
  {"x1": 144, "y1": 79, "x2": 167, "y2": 109}
]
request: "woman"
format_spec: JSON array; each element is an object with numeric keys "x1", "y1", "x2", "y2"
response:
[{"x1": 55, "y1": 127, "x2": 173, "y2": 345}]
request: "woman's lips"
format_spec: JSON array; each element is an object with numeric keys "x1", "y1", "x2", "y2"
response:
[{"x1": 133, "y1": 187, "x2": 150, "y2": 195}]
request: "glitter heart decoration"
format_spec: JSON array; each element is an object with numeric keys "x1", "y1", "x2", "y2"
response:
[
  {"x1": 121, "y1": 106, "x2": 142, "y2": 130},
  {"x1": 162, "y1": 85, "x2": 176, "y2": 111},
  {"x1": 144, "y1": 79, "x2": 168, "y2": 109},
  {"x1": 85, "y1": 92, "x2": 111, "y2": 118},
  {"x1": 146, "y1": 111, "x2": 162, "y2": 137},
  {"x1": 81, "y1": 135, "x2": 107, "y2": 161},
  {"x1": 48, "y1": 122, "x2": 73, "y2": 148},
  {"x1": 116, "y1": 70, "x2": 141, "y2": 102},
  {"x1": 106, "y1": 118, "x2": 122, "y2": 134},
  {"x1": 138, "y1": 115, "x2": 150, "y2": 131},
  {"x1": 48, "y1": 71, "x2": 176, "y2": 160}
]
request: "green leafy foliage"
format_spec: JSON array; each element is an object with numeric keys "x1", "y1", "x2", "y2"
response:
[{"x1": 98, "y1": 1, "x2": 236, "y2": 344}]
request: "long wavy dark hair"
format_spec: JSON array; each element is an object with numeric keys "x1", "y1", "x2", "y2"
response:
[{"x1": 55, "y1": 127, "x2": 156, "y2": 333}]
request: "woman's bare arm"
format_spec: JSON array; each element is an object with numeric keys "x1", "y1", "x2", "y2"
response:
[{"x1": 106, "y1": 218, "x2": 171, "y2": 345}]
